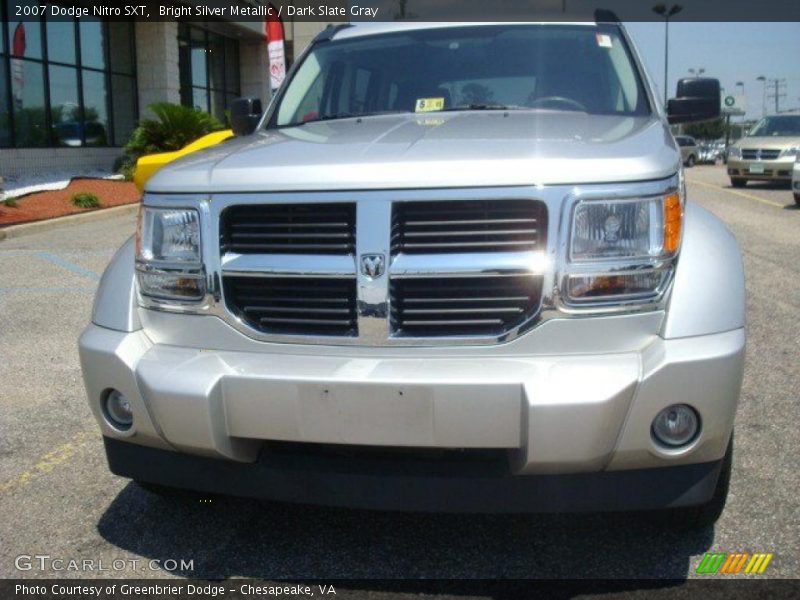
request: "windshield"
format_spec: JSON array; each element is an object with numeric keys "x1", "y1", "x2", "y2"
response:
[
  {"x1": 749, "y1": 115, "x2": 800, "y2": 137},
  {"x1": 272, "y1": 24, "x2": 650, "y2": 128}
]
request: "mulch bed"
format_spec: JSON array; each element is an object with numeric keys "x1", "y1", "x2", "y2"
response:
[{"x1": 0, "y1": 179, "x2": 141, "y2": 227}]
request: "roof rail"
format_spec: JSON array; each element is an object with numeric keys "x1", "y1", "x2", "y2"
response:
[
  {"x1": 312, "y1": 23, "x2": 354, "y2": 43},
  {"x1": 594, "y1": 9, "x2": 620, "y2": 23}
]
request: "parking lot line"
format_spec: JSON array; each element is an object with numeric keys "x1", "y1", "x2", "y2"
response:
[
  {"x1": 0, "y1": 287, "x2": 96, "y2": 294},
  {"x1": 37, "y1": 252, "x2": 101, "y2": 281},
  {"x1": 0, "y1": 429, "x2": 95, "y2": 495},
  {"x1": 687, "y1": 178, "x2": 787, "y2": 209}
]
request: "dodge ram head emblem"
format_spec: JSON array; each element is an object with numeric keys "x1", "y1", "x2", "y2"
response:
[{"x1": 360, "y1": 254, "x2": 385, "y2": 279}]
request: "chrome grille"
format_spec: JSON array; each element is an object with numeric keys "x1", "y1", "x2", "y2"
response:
[
  {"x1": 391, "y1": 199, "x2": 546, "y2": 254},
  {"x1": 390, "y1": 276, "x2": 543, "y2": 337},
  {"x1": 223, "y1": 276, "x2": 357, "y2": 336},
  {"x1": 217, "y1": 196, "x2": 547, "y2": 342},
  {"x1": 741, "y1": 149, "x2": 781, "y2": 160},
  {"x1": 220, "y1": 203, "x2": 356, "y2": 255}
]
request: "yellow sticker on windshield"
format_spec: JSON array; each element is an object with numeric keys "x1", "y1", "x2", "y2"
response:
[{"x1": 415, "y1": 97, "x2": 445, "y2": 113}]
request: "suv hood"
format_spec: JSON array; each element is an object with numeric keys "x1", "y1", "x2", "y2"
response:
[
  {"x1": 147, "y1": 112, "x2": 678, "y2": 193},
  {"x1": 734, "y1": 136, "x2": 800, "y2": 150}
]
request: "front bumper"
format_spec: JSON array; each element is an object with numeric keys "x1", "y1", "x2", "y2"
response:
[
  {"x1": 103, "y1": 436, "x2": 726, "y2": 513},
  {"x1": 728, "y1": 158, "x2": 794, "y2": 181},
  {"x1": 80, "y1": 322, "x2": 744, "y2": 503}
]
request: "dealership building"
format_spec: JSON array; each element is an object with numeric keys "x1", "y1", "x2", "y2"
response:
[{"x1": 0, "y1": 1, "x2": 328, "y2": 177}]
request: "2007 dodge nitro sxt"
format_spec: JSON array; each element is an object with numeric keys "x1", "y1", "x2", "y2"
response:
[{"x1": 80, "y1": 20, "x2": 744, "y2": 527}]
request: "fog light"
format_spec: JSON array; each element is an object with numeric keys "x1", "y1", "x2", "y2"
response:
[
  {"x1": 104, "y1": 390, "x2": 133, "y2": 430},
  {"x1": 652, "y1": 404, "x2": 699, "y2": 447}
]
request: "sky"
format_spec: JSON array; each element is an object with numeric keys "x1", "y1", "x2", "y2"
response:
[{"x1": 624, "y1": 22, "x2": 800, "y2": 120}]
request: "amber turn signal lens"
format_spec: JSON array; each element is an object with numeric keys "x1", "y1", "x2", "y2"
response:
[{"x1": 663, "y1": 193, "x2": 683, "y2": 254}]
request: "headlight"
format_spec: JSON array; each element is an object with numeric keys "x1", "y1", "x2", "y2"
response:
[
  {"x1": 779, "y1": 146, "x2": 799, "y2": 158},
  {"x1": 564, "y1": 190, "x2": 682, "y2": 305},
  {"x1": 135, "y1": 206, "x2": 206, "y2": 302},
  {"x1": 137, "y1": 208, "x2": 200, "y2": 262},
  {"x1": 727, "y1": 147, "x2": 741, "y2": 159}
]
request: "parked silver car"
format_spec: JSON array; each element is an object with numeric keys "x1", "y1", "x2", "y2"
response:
[
  {"x1": 80, "y1": 21, "x2": 742, "y2": 526},
  {"x1": 698, "y1": 140, "x2": 725, "y2": 164},
  {"x1": 727, "y1": 114, "x2": 800, "y2": 187},
  {"x1": 675, "y1": 135, "x2": 699, "y2": 167}
]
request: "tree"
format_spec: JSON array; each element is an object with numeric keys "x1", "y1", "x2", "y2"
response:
[
  {"x1": 684, "y1": 117, "x2": 727, "y2": 141},
  {"x1": 116, "y1": 103, "x2": 224, "y2": 179}
]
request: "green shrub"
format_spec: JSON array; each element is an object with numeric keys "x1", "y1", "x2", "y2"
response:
[
  {"x1": 2, "y1": 198, "x2": 18, "y2": 208},
  {"x1": 118, "y1": 103, "x2": 224, "y2": 176},
  {"x1": 71, "y1": 192, "x2": 102, "y2": 209},
  {"x1": 113, "y1": 155, "x2": 136, "y2": 181}
]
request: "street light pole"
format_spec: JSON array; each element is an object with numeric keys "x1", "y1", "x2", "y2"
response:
[
  {"x1": 653, "y1": 4, "x2": 683, "y2": 106},
  {"x1": 756, "y1": 75, "x2": 766, "y2": 117}
]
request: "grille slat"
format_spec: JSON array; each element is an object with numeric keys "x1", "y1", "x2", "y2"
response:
[
  {"x1": 224, "y1": 276, "x2": 357, "y2": 336},
  {"x1": 391, "y1": 276, "x2": 542, "y2": 337},
  {"x1": 404, "y1": 307, "x2": 524, "y2": 314},
  {"x1": 404, "y1": 296, "x2": 530, "y2": 304},
  {"x1": 230, "y1": 232, "x2": 353, "y2": 239},
  {"x1": 400, "y1": 240, "x2": 536, "y2": 249},
  {"x1": 221, "y1": 203, "x2": 355, "y2": 255},
  {"x1": 741, "y1": 149, "x2": 781, "y2": 160},
  {"x1": 244, "y1": 306, "x2": 352, "y2": 315},
  {"x1": 391, "y1": 199, "x2": 546, "y2": 255},
  {"x1": 402, "y1": 228, "x2": 538, "y2": 237},
  {"x1": 226, "y1": 243, "x2": 354, "y2": 252},
  {"x1": 259, "y1": 317, "x2": 356, "y2": 326}
]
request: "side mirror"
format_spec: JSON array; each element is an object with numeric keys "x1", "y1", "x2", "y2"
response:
[
  {"x1": 667, "y1": 78, "x2": 721, "y2": 124},
  {"x1": 230, "y1": 97, "x2": 263, "y2": 136}
]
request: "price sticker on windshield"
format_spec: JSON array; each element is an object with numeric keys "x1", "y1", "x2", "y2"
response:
[
  {"x1": 596, "y1": 34, "x2": 613, "y2": 48},
  {"x1": 415, "y1": 97, "x2": 445, "y2": 113}
]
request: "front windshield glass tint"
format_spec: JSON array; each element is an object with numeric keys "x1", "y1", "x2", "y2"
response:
[
  {"x1": 273, "y1": 25, "x2": 650, "y2": 128},
  {"x1": 749, "y1": 116, "x2": 800, "y2": 137}
]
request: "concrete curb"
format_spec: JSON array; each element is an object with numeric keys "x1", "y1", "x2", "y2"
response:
[{"x1": 0, "y1": 203, "x2": 139, "y2": 242}]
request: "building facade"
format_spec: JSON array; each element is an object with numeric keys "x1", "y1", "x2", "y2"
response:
[{"x1": 0, "y1": 1, "x2": 328, "y2": 178}]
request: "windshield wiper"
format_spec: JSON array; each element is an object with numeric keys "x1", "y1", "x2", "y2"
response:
[
  {"x1": 283, "y1": 112, "x2": 358, "y2": 127},
  {"x1": 283, "y1": 110, "x2": 408, "y2": 128},
  {"x1": 438, "y1": 103, "x2": 528, "y2": 112}
]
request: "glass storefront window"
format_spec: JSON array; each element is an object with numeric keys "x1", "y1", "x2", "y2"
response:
[
  {"x1": 108, "y1": 21, "x2": 133, "y2": 74},
  {"x1": 179, "y1": 25, "x2": 241, "y2": 122},
  {"x1": 190, "y1": 27, "x2": 207, "y2": 88},
  {"x1": 46, "y1": 21, "x2": 76, "y2": 65},
  {"x1": 6, "y1": 4, "x2": 42, "y2": 60},
  {"x1": 10, "y1": 59, "x2": 46, "y2": 146},
  {"x1": 0, "y1": 59, "x2": 10, "y2": 147},
  {"x1": 79, "y1": 19, "x2": 106, "y2": 70},
  {"x1": 81, "y1": 69, "x2": 108, "y2": 146},
  {"x1": 192, "y1": 87, "x2": 208, "y2": 112},
  {"x1": 208, "y1": 33, "x2": 225, "y2": 92},
  {"x1": 0, "y1": 10, "x2": 136, "y2": 148},
  {"x1": 111, "y1": 74, "x2": 136, "y2": 144},
  {"x1": 48, "y1": 64, "x2": 80, "y2": 146}
]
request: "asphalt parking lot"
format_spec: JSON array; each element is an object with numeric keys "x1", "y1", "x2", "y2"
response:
[{"x1": 0, "y1": 165, "x2": 798, "y2": 582}]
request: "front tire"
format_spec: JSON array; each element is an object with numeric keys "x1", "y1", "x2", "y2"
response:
[
  {"x1": 731, "y1": 178, "x2": 747, "y2": 188},
  {"x1": 794, "y1": 193, "x2": 800, "y2": 207},
  {"x1": 686, "y1": 154, "x2": 696, "y2": 167}
]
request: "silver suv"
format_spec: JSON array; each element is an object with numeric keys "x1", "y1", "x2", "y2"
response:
[
  {"x1": 675, "y1": 135, "x2": 699, "y2": 167},
  {"x1": 80, "y1": 21, "x2": 743, "y2": 527}
]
